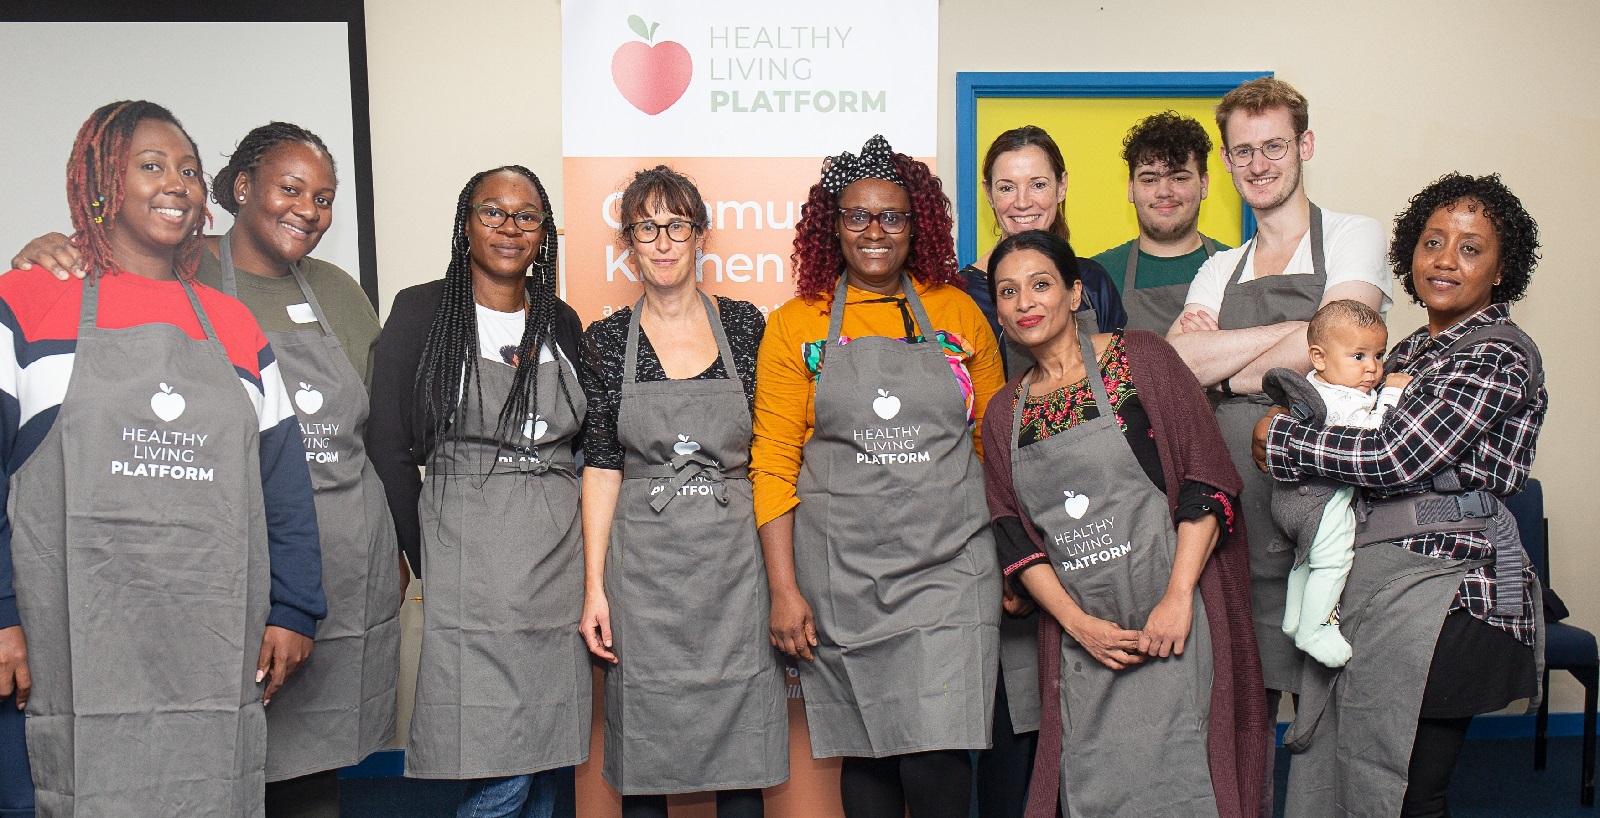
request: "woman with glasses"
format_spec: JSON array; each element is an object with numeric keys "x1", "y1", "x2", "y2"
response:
[
  {"x1": 577, "y1": 166, "x2": 787, "y2": 818},
  {"x1": 367, "y1": 166, "x2": 588, "y2": 818},
  {"x1": 751, "y1": 135, "x2": 1004, "y2": 818}
]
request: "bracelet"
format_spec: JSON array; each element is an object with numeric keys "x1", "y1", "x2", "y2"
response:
[{"x1": 1219, "y1": 377, "x2": 1235, "y2": 397}]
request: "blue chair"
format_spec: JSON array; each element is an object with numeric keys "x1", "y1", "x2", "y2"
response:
[{"x1": 1507, "y1": 478, "x2": 1597, "y2": 807}]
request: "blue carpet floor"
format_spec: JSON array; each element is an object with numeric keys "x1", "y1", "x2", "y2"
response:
[{"x1": 339, "y1": 738, "x2": 1591, "y2": 816}]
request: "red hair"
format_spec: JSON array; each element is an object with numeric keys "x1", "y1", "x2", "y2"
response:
[
  {"x1": 791, "y1": 152, "x2": 962, "y2": 302},
  {"x1": 66, "y1": 101, "x2": 209, "y2": 281}
]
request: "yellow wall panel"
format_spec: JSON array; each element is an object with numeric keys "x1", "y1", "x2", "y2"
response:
[{"x1": 974, "y1": 96, "x2": 1245, "y2": 261}]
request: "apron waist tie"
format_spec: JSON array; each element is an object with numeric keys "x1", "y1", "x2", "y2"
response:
[
  {"x1": 1355, "y1": 490, "x2": 1527, "y2": 615},
  {"x1": 631, "y1": 453, "x2": 745, "y2": 512}
]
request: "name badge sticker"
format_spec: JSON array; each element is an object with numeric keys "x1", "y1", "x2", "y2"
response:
[{"x1": 287, "y1": 303, "x2": 317, "y2": 323}]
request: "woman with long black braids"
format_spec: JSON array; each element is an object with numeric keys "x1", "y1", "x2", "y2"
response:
[
  {"x1": 367, "y1": 166, "x2": 587, "y2": 818},
  {"x1": 12, "y1": 121, "x2": 400, "y2": 818}
]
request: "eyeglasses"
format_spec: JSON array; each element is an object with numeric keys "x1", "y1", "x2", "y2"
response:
[
  {"x1": 626, "y1": 220, "x2": 701, "y2": 243},
  {"x1": 837, "y1": 208, "x2": 912, "y2": 234},
  {"x1": 1226, "y1": 135, "x2": 1300, "y2": 167},
  {"x1": 473, "y1": 204, "x2": 546, "y2": 231}
]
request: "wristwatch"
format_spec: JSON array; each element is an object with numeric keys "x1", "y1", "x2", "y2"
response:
[{"x1": 1218, "y1": 377, "x2": 1235, "y2": 397}]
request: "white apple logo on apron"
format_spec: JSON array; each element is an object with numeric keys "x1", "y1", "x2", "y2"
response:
[
  {"x1": 872, "y1": 389, "x2": 901, "y2": 420},
  {"x1": 1062, "y1": 490, "x2": 1089, "y2": 520},
  {"x1": 524, "y1": 413, "x2": 548, "y2": 441},
  {"x1": 150, "y1": 382, "x2": 186, "y2": 422},
  {"x1": 674, "y1": 434, "x2": 700, "y2": 455},
  {"x1": 294, "y1": 382, "x2": 324, "y2": 415}
]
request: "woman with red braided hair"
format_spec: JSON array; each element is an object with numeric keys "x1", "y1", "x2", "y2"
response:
[
  {"x1": 0, "y1": 101, "x2": 325, "y2": 816},
  {"x1": 11, "y1": 120, "x2": 399, "y2": 818},
  {"x1": 751, "y1": 135, "x2": 1004, "y2": 818}
]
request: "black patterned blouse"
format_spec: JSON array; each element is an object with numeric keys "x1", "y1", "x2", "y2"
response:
[{"x1": 578, "y1": 296, "x2": 765, "y2": 470}]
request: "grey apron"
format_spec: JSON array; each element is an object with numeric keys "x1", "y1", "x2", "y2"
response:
[
  {"x1": 405, "y1": 340, "x2": 590, "y2": 778},
  {"x1": 793, "y1": 276, "x2": 1000, "y2": 758},
  {"x1": 1282, "y1": 537, "x2": 1541, "y2": 816},
  {"x1": 11, "y1": 274, "x2": 270, "y2": 816},
  {"x1": 219, "y1": 236, "x2": 401, "y2": 780},
  {"x1": 601, "y1": 293, "x2": 787, "y2": 793},
  {"x1": 1009, "y1": 327, "x2": 1216, "y2": 818},
  {"x1": 1213, "y1": 203, "x2": 1327, "y2": 693},
  {"x1": 1119, "y1": 236, "x2": 1219, "y2": 335}
]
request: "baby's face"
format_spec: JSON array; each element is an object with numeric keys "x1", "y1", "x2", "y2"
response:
[{"x1": 1311, "y1": 322, "x2": 1388, "y2": 393}]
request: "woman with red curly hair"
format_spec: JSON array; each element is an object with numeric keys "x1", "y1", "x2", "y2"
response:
[{"x1": 751, "y1": 135, "x2": 1004, "y2": 818}]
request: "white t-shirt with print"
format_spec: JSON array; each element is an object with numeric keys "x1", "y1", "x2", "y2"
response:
[
  {"x1": 475, "y1": 303, "x2": 561, "y2": 368},
  {"x1": 1183, "y1": 208, "x2": 1392, "y2": 316}
]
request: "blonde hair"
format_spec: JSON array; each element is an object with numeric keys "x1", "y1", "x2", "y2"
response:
[
  {"x1": 1307, "y1": 300, "x2": 1384, "y2": 348},
  {"x1": 1215, "y1": 77, "x2": 1309, "y2": 145}
]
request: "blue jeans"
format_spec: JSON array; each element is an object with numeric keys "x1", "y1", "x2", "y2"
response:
[{"x1": 458, "y1": 769, "x2": 559, "y2": 818}]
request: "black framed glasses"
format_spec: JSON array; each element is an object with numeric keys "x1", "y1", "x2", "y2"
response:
[
  {"x1": 626, "y1": 220, "x2": 701, "y2": 243},
  {"x1": 837, "y1": 207, "x2": 912, "y2": 234},
  {"x1": 1226, "y1": 135, "x2": 1300, "y2": 166},
  {"x1": 473, "y1": 204, "x2": 546, "y2": 231}
]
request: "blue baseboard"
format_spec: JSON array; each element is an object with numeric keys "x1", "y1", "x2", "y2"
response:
[
  {"x1": 349, "y1": 714, "x2": 1594, "y2": 778},
  {"x1": 1274, "y1": 712, "x2": 1590, "y2": 746},
  {"x1": 339, "y1": 749, "x2": 406, "y2": 779}
]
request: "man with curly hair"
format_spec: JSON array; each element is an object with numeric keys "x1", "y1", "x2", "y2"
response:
[
  {"x1": 1092, "y1": 111, "x2": 1231, "y2": 334},
  {"x1": 1163, "y1": 76, "x2": 1393, "y2": 813}
]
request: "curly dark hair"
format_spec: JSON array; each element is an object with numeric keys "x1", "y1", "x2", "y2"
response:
[
  {"x1": 1122, "y1": 111, "x2": 1212, "y2": 176},
  {"x1": 1389, "y1": 172, "x2": 1539, "y2": 306},
  {"x1": 212, "y1": 122, "x2": 336, "y2": 216},
  {"x1": 791, "y1": 152, "x2": 961, "y2": 302}
]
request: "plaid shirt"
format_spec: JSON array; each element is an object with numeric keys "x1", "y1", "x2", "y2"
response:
[{"x1": 1266, "y1": 303, "x2": 1546, "y2": 644}]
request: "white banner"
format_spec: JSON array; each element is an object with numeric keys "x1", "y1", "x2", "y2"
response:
[{"x1": 561, "y1": 0, "x2": 938, "y2": 323}]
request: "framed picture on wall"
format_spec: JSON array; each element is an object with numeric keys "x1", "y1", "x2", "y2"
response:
[{"x1": 955, "y1": 70, "x2": 1271, "y2": 266}]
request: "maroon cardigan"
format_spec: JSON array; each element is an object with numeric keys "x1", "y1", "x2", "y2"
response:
[{"x1": 980, "y1": 330, "x2": 1269, "y2": 818}]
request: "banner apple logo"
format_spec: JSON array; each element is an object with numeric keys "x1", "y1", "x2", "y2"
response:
[
  {"x1": 611, "y1": 14, "x2": 692, "y2": 115},
  {"x1": 151, "y1": 382, "x2": 186, "y2": 422},
  {"x1": 872, "y1": 389, "x2": 901, "y2": 420},
  {"x1": 1062, "y1": 490, "x2": 1089, "y2": 520},
  {"x1": 294, "y1": 382, "x2": 324, "y2": 415}
]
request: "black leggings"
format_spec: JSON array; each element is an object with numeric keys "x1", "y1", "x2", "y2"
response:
[
  {"x1": 621, "y1": 789, "x2": 763, "y2": 818},
  {"x1": 976, "y1": 669, "x2": 1037, "y2": 818},
  {"x1": 840, "y1": 750, "x2": 973, "y2": 818},
  {"x1": 1399, "y1": 716, "x2": 1472, "y2": 818}
]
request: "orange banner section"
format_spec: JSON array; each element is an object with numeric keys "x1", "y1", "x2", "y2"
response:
[
  {"x1": 576, "y1": 667, "x2": 845, "y2": 817},
  {"x1": 562, "y1": 156, "x2": 935, "y2": 325}
]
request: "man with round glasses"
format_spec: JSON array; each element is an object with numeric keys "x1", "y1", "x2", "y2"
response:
[{"x1": 1163, "y1": 76, "x2": 1391, "y2": 812}]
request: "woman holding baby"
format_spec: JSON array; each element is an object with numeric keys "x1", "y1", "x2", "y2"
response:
[
  {"x1": 979, "y1": 228, "x2": 1266, "y2": 818},
  {"x1": 1255, "y1": 172, "x2": 1547, "y2": 818}
]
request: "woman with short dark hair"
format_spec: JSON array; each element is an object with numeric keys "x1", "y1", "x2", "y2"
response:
[
  {"x1": 1259, "y1": 173, "x2": 1546, "y2": 818},
  {"x1": 578, "y1": 165, "x2": 786, "y2": 818}
]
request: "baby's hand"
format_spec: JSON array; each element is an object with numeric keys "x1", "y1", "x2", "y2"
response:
[{"x1": 1383, "y1": 373, "x2": 1413, "y2": 390}]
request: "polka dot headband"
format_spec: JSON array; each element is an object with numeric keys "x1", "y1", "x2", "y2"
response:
[{"x1": 820, "y1": 134, "x2": 903, "y2": 194}]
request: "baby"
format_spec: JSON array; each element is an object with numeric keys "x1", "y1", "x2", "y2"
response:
[{"x1": 1265, "y1": 300, "x2": 1410, "y2": 667}]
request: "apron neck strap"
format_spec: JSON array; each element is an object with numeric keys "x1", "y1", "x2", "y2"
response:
[
  {"x1": 1231, "y1": 201, "x2": 1326, "y2": 286},
  {"x1": 80, "y1": 270, "x2": 221, "y2": 345},
  {"x1": 219, "y1": 230, "x2": 335, "y2": 336},
  {"x1": 826, "y1": 273, "x2": 936, "y2": 345},
  {"x1": 1009, "y1": 324, "x2": 1108, "y2": 451},
  {"x1": 1122, "y1": 238, "x2": 1141, "y2": 292},
  {"x1": 1201, "y1": 235, "x2": 1218, "y2": 257},
  {"x1": 623, "y1": 290, "x2": 741, "y2": 384}
]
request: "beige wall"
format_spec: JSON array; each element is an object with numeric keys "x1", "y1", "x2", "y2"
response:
[{"x1": 366, "y1": 0, "x2": 1600, "y2": 715}]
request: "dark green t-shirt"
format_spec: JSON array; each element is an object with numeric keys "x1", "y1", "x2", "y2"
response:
[
  {"x1": 197, "y1": 247, "x2": 381, "y2": 385},
  {"x1": 1092, "y1": 236, "x2": 1232, "y2": 293}
]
